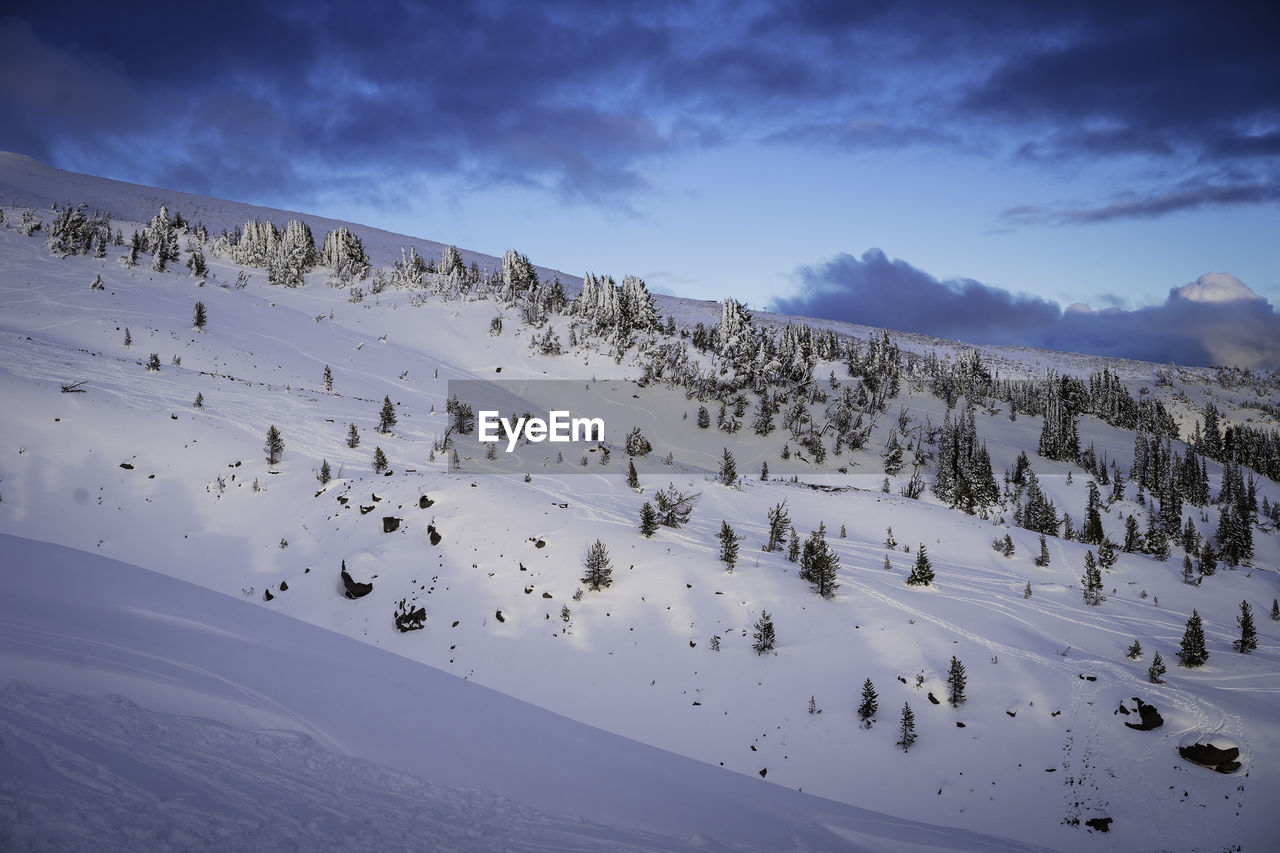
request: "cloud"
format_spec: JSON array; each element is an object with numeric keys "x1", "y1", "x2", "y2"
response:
[
  {"x1": 775, "y1": 252, "x2": 1280, "y2": 369},
  {"x1": 1002, "y1": 180, "x2": 1280, "y2": 226}
]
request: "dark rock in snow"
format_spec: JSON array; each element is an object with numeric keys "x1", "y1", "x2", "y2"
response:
[
  {"x1": 359, "y1": 505, "x2": 375, "y2": 515},
  {"x1": 1178, "y1": 742, "x2": 1241, "y2": 773},
  {"x1": 1124, "y1": 699, "x2": 1163, "y2": 731},
  {"x1": 427, "y1": 524, "x2": 442, "y2": 546},
  {"x1": 341, "y1": 565, "x2": 373, "y2": 599},
  {"x1": 119, "y1": 463, "x2": 134, "y2": 470},
  {"x1": 419, "y1": 495, "x2": 434, "y2": 509},
  {"x1": 542, "y1": 592, "x2": 553, "y2": 599},
  {"x1": 1085, "y1": 817, "x2": 1112, "y2": 832},
  {"x1": 927, "y1": 692, "x2": 940, "y2": 705},
  {"x1": 263, "y1": 589, "x2": 274, "y2": 601},
  {"x1": 382, "y1": 516, "x2": 401, "y2": 533},
  {"x1": 279, "y1": 581, "x2": 288, "y2": 591},
  {"x1": 758, "y1": 768, "x2": 767, "y2": 778},
  {"x1": 394, "y1": 600, "x2": 426, "y2": 632},
  {"x1": 495, "y1": 610, "x2": 505, "y2": 623}
]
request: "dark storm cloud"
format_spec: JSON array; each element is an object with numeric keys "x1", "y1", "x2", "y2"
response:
[
  {"x1": 776, "y1": 249, "x2": 1280, "y2": 369},
  {"x1": 0, "y1": 1, "x2": 1275, "y2": 220},
  {"x1": 1002, "y1": 180, "x2": 1280, "y2": 226}
]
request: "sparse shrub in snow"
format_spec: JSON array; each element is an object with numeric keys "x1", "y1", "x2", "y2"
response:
[
  {"x1": 193, "y1": 392, "x2": 203, "y2": 409},
  {"x1": 348, "y1": 286, "x2": 365, "y2": 303},
  {"x1": 146, "y1": 353, "x2": 161, "y2": 372},
  {"x1": 489, "y1": 316, "x2": 503, "y2": 336}
]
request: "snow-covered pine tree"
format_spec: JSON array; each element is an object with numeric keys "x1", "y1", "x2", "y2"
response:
[
  {"x1": 323, "y1": 365, "x2": 333, "y2": 392},
  {"x1": 372, "y1": 446, "x2": 388, "y2": 474},
  {"x1": 1034, "y1": 534, "x2": 1051, "y2": 567},
  {"x1": 264, "y1": 425, "x2": 284, "y2": 466},
  {"x1": 1097, "y1": 537, "x2": 1117, "y2": 570},
  {"x1": 752, "y1": 610, "x2": 776, "y2": 654},
  {"x1": 906, "y1": 545, "x2": 934, "y2": 586},
  {"x1": 946, "y1": 656, "x2": 966, "y2": 707},
  {"x1": 1081, "y1": 550, "x2": 1104, "y2": 605},
  {"x1": 1233, "y1": 600, "x2": 1257, "y2": 653},
  {"x1": 1148, "y1": 651, "x2": 1166, "y2": 683},
  {"x1": 897, "y1": 702, "x2": 917, "y2": 752},
  {"x1": 639, "y1": 501, "x2": 658, "y2": 537},
  {"x1": 626, "y1": 458, "x2": 640, "y2": 490},
  {"x1": 378, "y1": 396, "x2": 397, "y2": 433},
  {"x1": 718, "y1": 520, "x2": 741, "y2": 571},
  {"x1": 1127, "y1": 639, "x2": 1143, "y2": 659},
  {"x1": 1178, "y1": 609, "x2": 1208, "y2": 667},
  {"x1": 858, "y1": 678, "x2": 878, "y2": 726},
  {"x1": 581, "y1": 539, "x2": 613, "y2": 590},
  {"x1": 624, "y1": 427, "x2": 651, "y2": 456}
]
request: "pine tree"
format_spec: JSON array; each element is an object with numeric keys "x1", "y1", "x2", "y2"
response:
[
  {"x1": 1197, "y1": 540, "x2": 1217, "y2": 576},
  {"x1": 193, "y1": 301, "x2": 207, "y2": 330},
  {"x1": 757, "y1": 499, "x2": 788, "y2": 550},
  {"x1": 787, "y1": 526, "x2": 800, "y2": 562},
  {"x1": 1096, "y1": 536, "x2": 1117, "y2": 570},
  {"x1": 1272, "y1": 598, "x2": 1279, "y2": 621},
  {"x1": 1148, "y1": 651, "x2": 1166, "y2": 683},
  {"x1": 1082, "y1": 481, "x2": 1104, "y2": 544},
  {"x1": 1233, "y1": 600, "x2": 1257, "y2": 653},
  {"x1": 696, "y1": 406, "x2": 709, "y2": 429},
  {"x1": 639, "y1": 501, "x2": 658, "y2": 537},
  {"x1": 1024, "y1": 580, "x2": 1032, "y2": 598},
  {"x1": 124, "y1": 327, "x2": 132, "y2": 347},
  {"x1": 857, "y1": 678, "x2": 878, "y2": 726},
  {"x1": 884, "y1": 527, "x2": 897, "y2": 549},
  {"x1": 346, "y1": 423, "x2": 360, "y2": 448},
  {"x1": 799, "y1": 523, "x2": 840, "y2": 598},
  {"x1": 946, "y1": 656, "x2": 966, "y2": 707},
  {"x1": 323, "y1": 364, "x2": 333, "y2": 392},
  {"x1": 264, "y1": 425, "x2": 284, "y2": 465},
  {"x1": 626, "y1": 458, "x2": 639, "y2": 489},
  {"x1": 1181, "y1": 553, "x2": 1196, "y2": 584},
  {"x1": 760, "y1": 460, "x2": 769, "y2": 481},
  {"x1": 1122, "y1": 515, "x2": 1142, "y2": 553},
  {"x1": 582, "y1": 539, "x2": 613, "y2": 590},
  {"x1": 1178, "y1": 609, "x2": 1208, "y2": 667},
  {"x1": 318, "y1": 459, "x2": 331, "y2": 484},
  {"x1": 719, "y1": 447, "x2": 737, "y2": 487},
  {"x1": 752, "y1": 610, "x2": 775, "y2": 654},
  {"x1": 897, "y1": 702, "x2": 917, "y2": 751},
  {"x1": 1081, "y1": 550, "x2": 1104, "y2": 605},
  {"x1": 372, "y1": 446, "x2": 388, "y2": 474},
  {"x1": 1034, "y1": 534, "x2": 1051, "y2": 567},
  {"x1": 378, "y1": 395, "x2": 397, "y2": 433},
  {"x1": 147, "y1": 353, "x2": 161, "y2": 372},
  {"x1": 718, "y1": 520, "x2": 741, "y2": 571},
  {"x1": 906, "y1": 546, "x2": 934, "y2": 586},
  {"x1": 1126, "y1": 639, "x2": 1143, "y2": 659}
]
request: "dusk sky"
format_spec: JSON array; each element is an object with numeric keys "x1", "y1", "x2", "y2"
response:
[{"x1": 3, "y1": 1, "x2": 1279, "y2": 366}]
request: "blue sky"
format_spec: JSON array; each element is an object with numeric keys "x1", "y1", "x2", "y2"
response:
[{"x1": 3, "y1": 1, "x2": 1279, "y2": 365}]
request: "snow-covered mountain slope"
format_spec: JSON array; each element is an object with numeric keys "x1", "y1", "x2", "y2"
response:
[
  {"x1": 1, "y1": 156, "x2": 1278, "y2": 852},
  {"x1": 3, "y1": 533, "x2": 1040, "y2": 853}
]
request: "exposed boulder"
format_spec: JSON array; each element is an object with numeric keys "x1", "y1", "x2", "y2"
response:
[
  {"x1": 1178, "y1": 742, "x2": 1241, "y2": 773},
  {"x1": 1123, "y1": 698, "x2": 1163, "y2": 731},
  {"x1": 394, "y1": 599, "x2": 426, "y2": 632},
  {"x1": 382, "y1": 516, "x2": 401, "y2": 533},
  {"x1": 419, "y1": 495, "x2": 434, "y2": 509},
  {"x1": 427, "y1": 524, "x2": 442, "y2": 546},
  {"x1": 1085, "y1": 817, "x2": 1112, "y2": 832},
  {"x1": 340, "y1": 561, "x2": 373, "y2": 599}
]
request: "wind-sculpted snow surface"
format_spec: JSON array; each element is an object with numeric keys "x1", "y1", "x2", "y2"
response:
[{"x1": 0, "y1": 534, "x2": 1042, "y2": 853}]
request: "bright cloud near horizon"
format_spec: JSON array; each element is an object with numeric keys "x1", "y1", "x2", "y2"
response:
[{"x1": 2, "y1": 1, "x2": 1278, "y2": 367}]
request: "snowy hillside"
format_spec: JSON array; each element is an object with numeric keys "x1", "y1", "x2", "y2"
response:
[{"x1": 2, "y1": 156, "x2": 1278, "y2": 852}]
